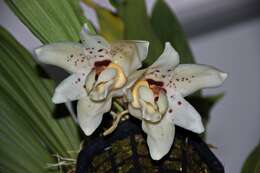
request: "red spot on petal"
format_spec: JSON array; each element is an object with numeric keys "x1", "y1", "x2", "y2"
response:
[{"x1": 177, "y1": 101, "x2": 182, "y2": 105}]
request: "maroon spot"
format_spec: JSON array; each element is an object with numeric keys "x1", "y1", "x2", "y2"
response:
[
  {"x1": 162, "y1": 75, "x2": 166, "y2": 78},
  {"x1": 192, "y1": 75, "x2": 195, "y2": 78},
  {"x1": 154, "y1": 96, "x2": 159, "y2": 102},
  {"x1": 94, "y1": 60, "x2": 111, "y2": 67},
  {"x1": 89, "y1": 51, "x2": 93, "y2": 54},
  {"x1": 99, "y1": 55, "x2": 104, "y2": 57},
  {"x1": 167, "y1": 69, "x2": 172, "y2": 72},
  {"x1": 186, "y1": 78, "x2": 189, "y2": 81},
  {"x1": 97, "y1": 41, "x2": 101, "y2": 43},
  {"x1": 168, "y1": 109, "x2": 173, "y2": 113},
  {"x1": 156, "y1": 70, "x2": 160, "y2": 72},
  {"x1": 176, "y1": 78, "x2": 179, "y2": 81},
  {"x1": 78, "y1": 78, "x2": 81, "y2": 82},
  {"x1": 83, "y1": 85, "x2": 86, "y2": 88},
  {"x1": 98, "y1": 49, "x2": 103, "y2": 52},
  {"x1": 146, "y1": 79, "x2": 164, "y2": 87},
  {"x1": 70, "y1": 54, "x2": 73, "y2": 58},
  {"x1": 177, "y1": 101, "x2": 182, "y2": 105}
]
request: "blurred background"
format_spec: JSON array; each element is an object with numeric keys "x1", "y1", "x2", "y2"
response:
[{"x1": 0, "y1": 0, "x2": 259, "y2": 172}]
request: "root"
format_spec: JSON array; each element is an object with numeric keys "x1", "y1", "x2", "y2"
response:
[{"x1": 103, "y1": 110, "x2": 129, "y2": 136}]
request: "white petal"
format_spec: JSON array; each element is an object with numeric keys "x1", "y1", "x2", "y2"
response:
[
  {"x1": 122, "y1": 69, "x2": 147, "y2": 94},
  {"x1": 168, "y1": 93, "x2": 204, "y2": 133},
  {"x1": 77, "y1": 95, "x2": 112, "y2": 136},
  {"x1": 128, "y1": 104, "x2": 143, "y2": 120},
  {"x1": 35, "y1": 42, "x2": 88, "y2": 73},
  {"x1": 80, "y1": 24, "x2": 110, "y2": 50},
  {"x1": 127, "y1": 40, "x2": 149, "y2": 71},
  {"x1": 111, "y1": 41, "x2": 148, "y2": 75},
  {"x1": 134, "y1": 40, "x2": 149, "y2": 61},
  {"x1": 52, "y1": 73, "x2": 87, "y2": 104},
  {"x1": 173, "y1": 64, "x2": 227, "y2": 97},
  {"x1": 150, "y1": 42, "x2": 179, "y2": 69},
  {"x1": 142, "y1": 116, "x2": 175, "y2": 160}
]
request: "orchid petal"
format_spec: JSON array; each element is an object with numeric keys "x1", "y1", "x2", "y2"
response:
[
  {"x1": 111, "y1": 41, "x2": 148, "y2": 75},
  {"x1": 80, "y1": 24, "x2": 110, "y2": 50},
  {"x1": 172, "y1": 64, "x2": 227, "y2": 97},
  {"x1": 127, "y1": 40, "x2": 149, "y2": 71},
  {"x1": 167, "y1": 93, "x2": 204, "y2": 133},
  {"x1": 123, "y1": 69, "x2": 147, "y2": 94},
  {"x1": 134, "y1": 40, "x2": 149, "y2": 62},
  {"x1": 35, "y1": 42, "x2": 89, "y2": 73},
  {"x1": 77, "y1": 95, "x2": 112, "y2": 136},
  {"x1": 142, "y1": 116, "x2": 175, "y2": 160},
  {"x1": 52, "y1": 72, "x2": 87, "y2": 104},
  {"x1": 150, "y1": 42, "x2": 179, "y2": 69}
]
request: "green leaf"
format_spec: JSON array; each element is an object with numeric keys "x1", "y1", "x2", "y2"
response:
[
  {"x1": 241, "y1": 144, "x2": 260, "y2": 173},
  {"x1": 5, "y1": 0, "x2": 86, "y2": 43},
  {"x1": 82, "y1": 0, "x2": 124, "y2": 41},
  {"x1": 116, "y1": 0, "x2": 163, "y2": 66},
  {"x1": 151, "y1": 0, "x2": 195, "y2": 64},
  {"x1": 0, "y1": 26, "x2": 80, "y2": 172}
]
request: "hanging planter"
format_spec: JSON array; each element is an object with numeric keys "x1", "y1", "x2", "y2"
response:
[{"x1": 76, "y1": 118, "x2": 224, "y2": 173}]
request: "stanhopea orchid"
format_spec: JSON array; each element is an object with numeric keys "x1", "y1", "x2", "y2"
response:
[
  {"x1": 35, "y1": 24, "x2": 149, "y2": 136},
  {"x1": 127, "y1": 42, "x2": 227, "y2": 160}
]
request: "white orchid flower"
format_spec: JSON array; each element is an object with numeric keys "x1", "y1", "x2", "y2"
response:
[
  {"x1": 35, "y1": 24, "x2": 149, "y2": 136},
  {"x1": 127, "y1": 42, "x2": 227, "y2": 160}
]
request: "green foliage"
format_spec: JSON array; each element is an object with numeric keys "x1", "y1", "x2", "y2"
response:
[
  {"x1": 151, "y1": 0, "x2": 195, "y2": 64},
  {"x1": 5, "y1": 0, "x2": 86, "y2": 43},
  {"x1": 82, "y1": 0, "x2": 124, "y2": 41},
  {"x1": 241, "y1": 144, "x2": 260, "y2": 173},
  {"x1": 0, "y1": 26, "x2": 80, "y2": 172}
]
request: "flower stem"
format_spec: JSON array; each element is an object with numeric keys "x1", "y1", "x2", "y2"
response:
[{"x1": 112, "y1": 100, "x2": 124, "y2": 112}]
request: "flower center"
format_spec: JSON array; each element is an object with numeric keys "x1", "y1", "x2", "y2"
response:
[
  {"x1": 94, "y1": 60, "x2": 111, "y2": 80},
  {"x1": 131, "y1": 79, "x2": 168, "y2": 122},
  {"x1": 131, "y1": 79, "x2": 166, "y2": 108},
  {"x1": 85, "y1": 59, "x2": 127, "y2": 101}
]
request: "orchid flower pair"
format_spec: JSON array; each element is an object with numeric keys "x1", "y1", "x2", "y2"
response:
[{"x1": 35, "y1": 24, "x2": 227, "y2": 160}]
